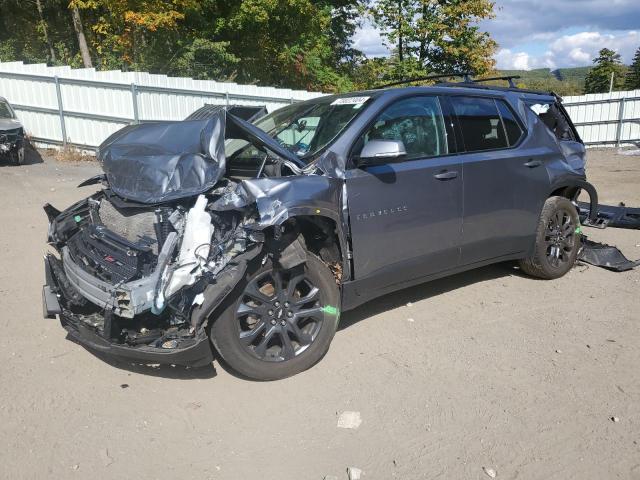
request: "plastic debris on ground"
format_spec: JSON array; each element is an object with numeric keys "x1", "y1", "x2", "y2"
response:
[
  {"x1": 337, "y1": 411, "x2": 362, "y2": 429},
  {"x1": 578, "y1": 239, "x2": 640, "y2": 272}
]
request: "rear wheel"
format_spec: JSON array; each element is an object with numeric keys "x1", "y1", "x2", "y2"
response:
[
  {"x1": 519, "y1": 196, "x2": 581, "y2": 279},
  {"x1": 210, "y1": 253, "x2": 340, "y2": 380}
]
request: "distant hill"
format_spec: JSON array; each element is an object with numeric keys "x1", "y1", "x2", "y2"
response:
[{"x1": 485, "y1": 67, "x2": 594, "y2": 96}]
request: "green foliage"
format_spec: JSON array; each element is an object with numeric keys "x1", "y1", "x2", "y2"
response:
[
  {"x1": 0, "y1": 0, "x2": 527, "y2": 95},
  {"x1": 370, "y1": 0, "x2": 497, "y2": 80},
  {"x1": 625, "y1": 47, "x2": 640, "y2": 90},
  {"x1": 492, "y1": 68, "x2": 587, "y2": 96},
  {"x1": 584, "y1": 48, "x2": 628, "y2": 94}
]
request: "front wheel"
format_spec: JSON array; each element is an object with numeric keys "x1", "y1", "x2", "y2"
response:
[
  {"x1": 519, "y1": 196, "x2": 581, "y2": 279},
  {"x1": 210, "y1": 253, "x2": 340, "y2": 380}
]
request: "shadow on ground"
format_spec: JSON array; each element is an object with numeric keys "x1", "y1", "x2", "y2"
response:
[
  {"x1": 339, "y1": 262, "x2": 519, "y2": 330},
  {"x1": 65, "y1": 262, "x2": 519, "y2": 380}
]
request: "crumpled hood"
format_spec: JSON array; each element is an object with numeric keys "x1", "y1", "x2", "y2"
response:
[
  {"x1": 0, "y1": 118, "x2": 22, "y2": 131},
  {"x1": 97, "y1": 110, "x2": 305, "y2": 204}
]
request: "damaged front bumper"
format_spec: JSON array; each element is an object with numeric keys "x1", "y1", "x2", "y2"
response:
[{"x1": 43, "y1": 254, "x2": 215, "y2": 367}]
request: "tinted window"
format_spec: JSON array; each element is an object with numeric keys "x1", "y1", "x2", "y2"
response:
[
  {"x1": 359, "y1": 96, "x2": 448, "y2": 159},
  {"x1": 0, "y1": 100, "x2": 14, "y2": 119},
  {"x1": 450, "y1": 96, "x2": 507, "y2": 152},
  {"x1": 227, "y1": 96, "x2": 370, "y2": 162},
  {"x1": 496, "y1": 100, "x2": 523, "y2": 145}
]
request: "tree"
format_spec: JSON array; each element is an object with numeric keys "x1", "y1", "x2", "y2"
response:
[
  {"x1": 370, "y1": 0, "x2": 497, "y2": 80},
  {"x1": 625, "y1": 47, "x2": 640, "y2": 90},
  {"x1": 584, "y1": 48, "x2": 627, "y2": 93}
]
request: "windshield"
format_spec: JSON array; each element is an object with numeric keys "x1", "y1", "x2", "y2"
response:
[
  {"x1": 0, "y1": 100, "x2": 15, "y2": 119},
  {"x1": 226, "y1": 95, "x2": 371, "y2": 163}
]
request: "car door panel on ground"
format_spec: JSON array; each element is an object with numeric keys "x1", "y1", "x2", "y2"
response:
[
  {"x1": 346, "y1": 95, "x2": 463, "y2": 290},
  {"x1": 446, "y1": 95, "x2": 551, "y2": 265}
]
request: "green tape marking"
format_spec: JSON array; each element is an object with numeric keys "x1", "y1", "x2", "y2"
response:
[
  {"x1": 575, "y1": 226, "x2": 582, "y2": 234},
  {"x1": 74, "y1": 215, "x2": 82, "y2": 223},
  {"x1": 322, "y1": 305, "x2": 339, "y2": 316}
]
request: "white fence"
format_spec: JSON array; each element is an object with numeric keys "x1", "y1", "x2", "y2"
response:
[
  {"x1": 561, "y1": 90, "x2": 640, "y2": 147},
  {"x1": 0, "y1": 61, "x2": 323, "y2": 150},
  {"x1": 1, "y1": 61, "x2": 639, "y2": 150}
]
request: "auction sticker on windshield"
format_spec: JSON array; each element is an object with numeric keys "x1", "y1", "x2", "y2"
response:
[{"x1": 331, "y1": 96, "x2": 370, "y2": 107}]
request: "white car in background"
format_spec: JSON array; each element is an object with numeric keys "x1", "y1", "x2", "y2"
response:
[{"x1": 0, "y1": 97, "x2": 25, "y2": 165}]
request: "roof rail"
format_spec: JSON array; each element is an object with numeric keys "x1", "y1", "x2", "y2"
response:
[
  {"x1": 375, "y1": 73, "x2": 472, "y2": 89},
  {"x1": 471, "y1": 75, "x2": 521, "y2": 88}
]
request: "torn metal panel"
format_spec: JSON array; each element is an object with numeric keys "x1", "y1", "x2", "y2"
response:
[
  {"x1": 578, "y1": 239, "x2": 640, "y2": 272},
  {"x1": 210, "y1": 175, "x2": 344, "y2": 227},
  {"x1": 578, "y1": 201, "x2": 640, "y2": 230}
]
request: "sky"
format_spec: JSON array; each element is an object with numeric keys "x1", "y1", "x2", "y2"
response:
[{"x1": 353, "y1": 0, "x2": 640, "y2": 70}]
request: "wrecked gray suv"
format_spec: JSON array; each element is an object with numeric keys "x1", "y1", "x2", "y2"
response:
[{"x1": 43, "y1": 78, "x2": 599, "y2": 380}]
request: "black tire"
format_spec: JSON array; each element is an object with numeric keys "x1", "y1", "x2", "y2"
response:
[
  {"x1": 519, "y1": 196, "x2": 581, "y2": 279},
  {"x1": 210, "y1": 253, "x2": 340, "y2": 381}
]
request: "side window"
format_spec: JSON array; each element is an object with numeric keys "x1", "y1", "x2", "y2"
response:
[
  {"x1": 496, "y1": 100, "x2": 524, "y2": 146},
  {"x1": 450, "y1": 96, "x2": 508, "y2": 152},
  {"x1": 357, "y1": 96, "x2": 448, "y2": 159}
]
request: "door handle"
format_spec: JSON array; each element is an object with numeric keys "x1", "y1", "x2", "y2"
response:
[
  {"x1": 433, "y1": 170, "x2": 458, "y2": 180},
  {"x1": 524, "y1": 159, "x2": 542, "y2": 168}
]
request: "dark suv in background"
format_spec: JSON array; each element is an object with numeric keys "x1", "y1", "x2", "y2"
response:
[
  {"x1": 43, "y1": 77, "x2": 598, "y2": 380},
  {"x1": 0, "y1": 97, "x2": 25, "y2": 165}
]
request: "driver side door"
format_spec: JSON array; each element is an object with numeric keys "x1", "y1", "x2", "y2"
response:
[{"x1": 345, "y1": 95, "x2": 463, "y2": 293}]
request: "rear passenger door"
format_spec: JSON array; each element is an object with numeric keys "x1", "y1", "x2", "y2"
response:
[{"x1": 447, "y1": 95, "x2": 550, "y2": 265}]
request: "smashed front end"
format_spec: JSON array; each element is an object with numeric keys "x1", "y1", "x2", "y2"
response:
[
  {"x1": 0, "y1": 126, "x2": 24, "y2": 158},
  {"x1": 42, "y1": 110, "x2": 342, "y2": 367}
]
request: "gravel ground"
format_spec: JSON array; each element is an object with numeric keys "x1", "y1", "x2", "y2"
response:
[{"x1": 0, "y1": 148, "x2": 639, "y2": 480}]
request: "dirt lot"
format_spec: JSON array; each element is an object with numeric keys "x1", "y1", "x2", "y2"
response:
[{"x1": 1, "y1": 149, "x2": 639, "y2": 480}]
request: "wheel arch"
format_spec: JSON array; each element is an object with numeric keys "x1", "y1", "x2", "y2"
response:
[
  {"x1": 548, "y1": 179, "x2": 598, "y2": 221},
  {"x1": 276, "y1": 213, "x2": 349, "y2": 284}
]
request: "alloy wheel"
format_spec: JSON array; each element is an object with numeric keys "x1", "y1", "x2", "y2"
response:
[
  {"x1": 235, "y1": 267, "x2": 325, "y2": 362},
  {"x1": 545, "y1": 208, "x2": 577, "y2": 267}
]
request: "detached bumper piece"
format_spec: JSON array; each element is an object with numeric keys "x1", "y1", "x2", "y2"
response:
[
  {"x1": 578, "y1": 201, "x2": 640, "y2": 230},
  {"x1": 578, "y1": 239, "x2": 640, "y2": 272}
]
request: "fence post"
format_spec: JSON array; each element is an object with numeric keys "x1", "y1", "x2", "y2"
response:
[
  {"x1": 53, "y1": 76, "x2": 67, "y2": 147},
  {"x1": 615, "y1": 97, "x2": 626, "y2": 147},
  {"x1": 225, "y1": 91, "x2": 230, "y2": 107},
  {"x1": 130, "y1": 83, "x2": 139, "y2": 124}
]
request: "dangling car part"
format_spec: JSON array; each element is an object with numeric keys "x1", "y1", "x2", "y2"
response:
[
  {"x1": 577, "y1": 201, "x2": 640, "y2": 230},
  {"x1": 44, "y1": 81, "x2": 600, "y2": 380},
  {"x1": 0, "y1": 97, "x2": 25, "y2": 166}
]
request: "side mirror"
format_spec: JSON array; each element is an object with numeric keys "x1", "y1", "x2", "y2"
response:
[{"x1": 357, "y1": 140, "x2": 407, "y2": 167}]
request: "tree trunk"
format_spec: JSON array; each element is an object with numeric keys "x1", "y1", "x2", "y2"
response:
[
  {"x1": 36, "y1": 0, "x2": 56, "y2": 63},
  {"x1": 70, "y1": 5, "x2": 92, "y2": 68},
  {"x1": 418, "y1": 2, "x2": 428, "y2": 65}
]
